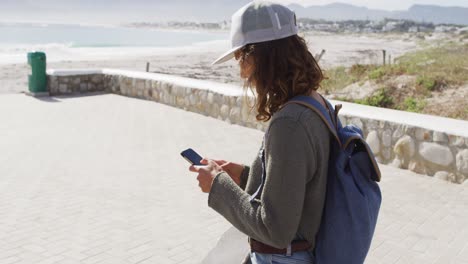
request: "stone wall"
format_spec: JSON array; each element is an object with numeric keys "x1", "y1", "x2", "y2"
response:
[
  {"x1": 109, "y1": 75, "x2": 266, "y2": 131},
  {"x1": 338, "y1": 116, "x2": 468, "y2": 183},
  {"x1": 46, "y1": 70, "x2": 468, "y2": 184},
  {"x1": 48, "y1": 74, "x2": 107, "y2": 95}
]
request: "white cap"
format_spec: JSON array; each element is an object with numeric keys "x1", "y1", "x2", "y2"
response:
[{"x1": 212, "y1": 1, "x2": 298, "y2": 65}]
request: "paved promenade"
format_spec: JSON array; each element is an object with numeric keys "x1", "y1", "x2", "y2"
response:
[{"x1": 0, "y1": 93, "x2": 467, "y2": 264}]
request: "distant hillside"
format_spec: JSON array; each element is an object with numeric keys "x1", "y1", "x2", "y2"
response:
[
  {"x1": 289, "y1": 3, "x2": 392, "y2": 21},
  {"x1": 395, "y1": 5, "x2": 468, "y2": 25},
  {"x1": 290, "y1": 3, "x2": 468, "y2": 25}
]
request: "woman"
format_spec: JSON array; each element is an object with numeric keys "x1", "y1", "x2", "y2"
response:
[{"x1": 189, "y1": 2, "x2": 330, "y2": 264}]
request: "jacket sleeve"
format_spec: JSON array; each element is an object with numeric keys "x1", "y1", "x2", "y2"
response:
[
  {"x1": 208, "y1": 117, "x2": 316, "y2": 248},
  {"x1": 239, "y1": 166, "x2": 250, "y2": 190}
]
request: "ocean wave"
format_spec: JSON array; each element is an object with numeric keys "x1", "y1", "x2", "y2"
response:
[
  {"x1": 0, "y1": 40, "x2": 228, "y2": 65},
  {"x1": 0, "y1": 20, "x2": 120, "y2": 28},
  {"x1": 69, "y1": 43, "x2": 125, "y2": 48},
  {"x1": 0, "y1": 42, "x2": 75, "y2": 53}
]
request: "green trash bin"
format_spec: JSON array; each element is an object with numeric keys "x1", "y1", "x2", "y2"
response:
[{"x1": 27, "y1": 51, "x2": 47, "y2": 93}]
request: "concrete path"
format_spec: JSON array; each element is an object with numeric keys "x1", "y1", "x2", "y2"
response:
[{"x1": 0, "y1": 93, "x2": 467, "y2": 264}]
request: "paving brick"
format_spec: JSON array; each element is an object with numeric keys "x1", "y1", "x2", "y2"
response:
[
  {"x1": 0, "y1": 93, "x2": 467, "y2": 264},
  {"x1": 0, "y1": 256, "x2": 21, "y2": 264},
  {"x1": 36, "y1": 255, "x2": 65, "y2": 264}
]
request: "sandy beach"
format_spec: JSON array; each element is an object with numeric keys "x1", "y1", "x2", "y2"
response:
[{"x1": 0, "y1": 32, "x2": 420, "y2": 94}]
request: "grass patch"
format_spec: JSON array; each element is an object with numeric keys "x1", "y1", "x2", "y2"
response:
[
  {"x1": 321, "y1": 43, "x2": 468, "y2": 91},
  {"x1": 321, "y1": 43, "x2": 468, "y2": 119},
  {"x1": 368, "y1": 68, "x2": 386, "y2": 80},
  {"x1": 321, "y1": 66, "x2": 354, "y2": 94},
  {"x1": 354, "y1": 88, "x2": 394, "y2": 108},
  {"x1": 401, "y1": 97, "x2": 427, "y2": 113},
  {"x1": 461, "y1": 33, "x2": 468, "y2": 41},
  {"x1": 349, "y1": 64, "x2": 370, "y2": 78},
  {"x1": 396, "y1": 43, "x2": 468, "y2": 86},
  {"x1": 416, "y1": 76, "x2": 436, "y2": 91},
  {"x1": 322, "y1": 64, "x2": 381, "y2": 93}
]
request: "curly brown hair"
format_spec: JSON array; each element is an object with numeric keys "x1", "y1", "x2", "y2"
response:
[{"x1": 240, "y1": 34, "x2": 324, "y2": 121}]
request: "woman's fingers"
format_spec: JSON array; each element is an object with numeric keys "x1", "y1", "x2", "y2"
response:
[
  {"x1": 189, "y1": 165, "x2": 200, "y2": 172},
  {"x1": 196, "y1": 172, "x2": 210, "y2": 193},
  {"x1": 213, "y1": 160, "x2": 228, "y2": 166},
  {"x1": 220, "y1": 162, "x2": 232, "y2": 168},
  {"x1": 191, "y1": 159, "x2": 222, "y2": 194}
]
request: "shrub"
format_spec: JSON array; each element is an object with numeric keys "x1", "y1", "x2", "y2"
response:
[
  {"x1": 321, "y1": 66, "x2": 352, "y2": 92},
  {"x1": 368, "y1": 68, "x2": 386, "y2": 80},
  {"x1": 355, "y1": 88, "x2": 394, "y2": 108},
  {"x1": 416, "y1": 76, "x2": 437, "y2": 91},
  {"x1": 403, "y1": 97, "x2": 426, "y2": 112},
  {"x1": 398, "y1": 43, "x2": 468, "y2": 86},
  {"x1": 349, "y1": 64, "x2": 371, "y2": 78}
]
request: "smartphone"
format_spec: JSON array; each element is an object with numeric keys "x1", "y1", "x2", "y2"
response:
[{"x1": 181, "y1": 148, "x2": 204, "y2": 166}]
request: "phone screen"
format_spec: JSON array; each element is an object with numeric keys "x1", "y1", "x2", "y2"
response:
[{"x1": 181, "y1": 148, "x2": 203, "y2": 166}]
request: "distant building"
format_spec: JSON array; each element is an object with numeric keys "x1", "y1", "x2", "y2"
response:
[
  {"x1": 128, "y1": 17, "x2": 462, "y2": 34},
  {"x1": 457, "y1": 27, "x2": 468, "y2": 34},
  {"x1": 313, "y1": 24, "x2": 337, "y2": 32},
  {"x1": 220, "y1": 21, "x2": 229, "y2": 30},
  {"x1": 434, "y1": 26, "x2": 456, "y2": 33},
  {"x1": 409, "y1": 26, "x2": 419, "y2": 33},
  {"x1": 418, "y1": 26, "x2": 433, "y2": 32},
  {"x1": 362, "y1": 27, "x2": 377, "y2": 33},
  {"x1": 382, "y1": 22, "x2": 398, "y2": 32}
]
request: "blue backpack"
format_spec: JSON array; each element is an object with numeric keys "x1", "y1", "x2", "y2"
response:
[{"x1": 288, "y1": 95, "x2": 382, "y2": 264}]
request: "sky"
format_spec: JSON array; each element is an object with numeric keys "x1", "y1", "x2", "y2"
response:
[
  {"x1": 1, "y1": 0, "x2": 467, "y2": 24},
  {"x1": 285, "y1": 0, "x2": 468, "y2": 10}
]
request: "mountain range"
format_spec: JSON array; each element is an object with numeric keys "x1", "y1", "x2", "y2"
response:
[
  {"x1": 1, "y1": 1, "x2": 467, "y2": 25},
  {"x1": 290, "y1": 3, "x2": 468, "y2": 25}
]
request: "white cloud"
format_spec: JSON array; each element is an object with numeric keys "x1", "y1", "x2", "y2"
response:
[{"x1": 281, "y1": 0, "x2": 468, "y2": 10}]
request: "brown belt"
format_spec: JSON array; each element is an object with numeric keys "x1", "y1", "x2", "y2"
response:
[{"x1": 249, "y1": 237, "x2": 312, "y2": 255}]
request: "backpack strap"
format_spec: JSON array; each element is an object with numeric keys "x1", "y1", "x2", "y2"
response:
[
  {"x1": 284, "y1": 95, "x2": 342, "y2": 148},
  {"x1": 285, "y1": 95, "x2": 382, "y2": 183}
]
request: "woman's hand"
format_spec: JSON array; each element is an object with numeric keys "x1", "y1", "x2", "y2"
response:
[
  {"x1": 212, "y1": 160, "x2": 245, "y2": 186},
  {"x1": 190, "y1": 159, "x2": 224, "y2": 193}
]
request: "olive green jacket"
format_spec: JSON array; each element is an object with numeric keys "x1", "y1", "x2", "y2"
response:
[{"x1": 208, "y1": 103, "x2": 331, "y2": 251}]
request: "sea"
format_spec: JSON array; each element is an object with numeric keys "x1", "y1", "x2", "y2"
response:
[{"x1": 0, "y1": 22, "x2": 230, "y2": 65}]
